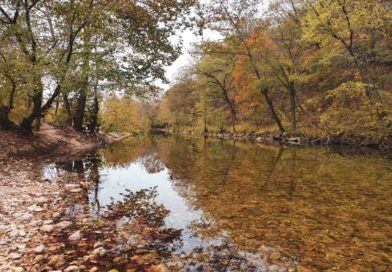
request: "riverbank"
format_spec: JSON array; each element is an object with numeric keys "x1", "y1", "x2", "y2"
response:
[
  {"x1": 0, "y1": 157, "x2": 174, "y2": 271},
  {"x1": 0, "y1": 124, "x2": 131, "y2": 160},
  {"x1": 181, "y1": 130, "x2": 392, "y2": 152},
  {"x1": 1, "y1": 126, "x2": 171, "y2": 271}
]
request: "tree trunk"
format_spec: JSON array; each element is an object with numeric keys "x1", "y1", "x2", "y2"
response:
[
  {"x1": 89, "y1": 44, "x2": 100, "y2": 135},
  {"x1": 19, "y1": 83, "x2": 43, "y2": 134},
  {"x1": 73, "y1": 30, "x2": 91, "y2": 132},
  {"x1": 0, "y1": 106, "x2": 14, "y2": 129},
  {"x1": 19, "y1": 83, "x2": 62, "y2": 134},
  {"x1": 62, "y1": 93, "x2": 73, "y2": 126},
  {"x1": 261, "y1": 88, "x2": 285, "y2": 134},
  {"x1": 89, "y1": 89, "x2": 99, "y2": 134},
  {"x1": 54, "y1": 96, "x2": 60, "y2": 126},
  {"x1": 288, "y1": 82, "x2": 297, "y2": 132},
  {"x1": 242, "y1": 45, "x2": 285, "y2": 133},
  {"x1": 73, "y1": 89, "x2": 87, "y2": 132},
  {"x1": 224, "y1": 95, "x2": 237, "y2": 133},
  {"x1": 204, "y1": 110, "x2": 208, "y2": 134},
  {"x1": 0, "y1": 79, "x2": 16, "y2": 129},
  {"x1": 231, "y1": 112, "x2": 236, "y2": 133}
]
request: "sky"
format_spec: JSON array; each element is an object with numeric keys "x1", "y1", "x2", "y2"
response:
[{"x1": 158, "y1": 28, "x2": 222, "y2": 91}]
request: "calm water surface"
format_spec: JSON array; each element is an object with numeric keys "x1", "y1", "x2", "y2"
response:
[{"x1": 43, "y1": 136, "x2": 392, "y2": 271}]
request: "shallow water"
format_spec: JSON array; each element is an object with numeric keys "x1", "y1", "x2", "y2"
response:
[{"x1": 43, "y1": 135, "x2": 392, "y2": 271}]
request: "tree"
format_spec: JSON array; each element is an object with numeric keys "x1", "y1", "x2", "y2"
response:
[
  {"x1": 0, "y1": 0, "x2": 98, "y2": 134},
  {"x1": 195, "y1": 45, "x2": 239, "y2": 132},
  {"x1": 302, "y1": 0, "x2": 390, "y2": 107},
  {"x1": 101, "y1": 95, "x2": 139, "y2": 133},
  {"x1": 0, "y1": 0, "x2": 197, "y2": 134},
  {"x1": 159, "y1": 80, "x2": 199, "y2": 132},
  {"x1": 202, "y1": 0, "x2": 286, "y2": 133},
  {"x1": 160, "y1": 0, "x2": 391, "y2": 139},
  {"x1": 266, "y1": 0, "x2": 306, "y2": 131},
  {"x1": 0, "y1": 40, "x2": 20, "y2": 128}
]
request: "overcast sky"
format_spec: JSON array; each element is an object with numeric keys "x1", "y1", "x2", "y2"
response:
[{"x1": 158, "y1": 28, "x2": 221, "y2": 91}]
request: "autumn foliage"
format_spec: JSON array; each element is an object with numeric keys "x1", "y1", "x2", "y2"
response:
[{"x1": 159, "y1": 0, "x2": 392, "y2": 140}]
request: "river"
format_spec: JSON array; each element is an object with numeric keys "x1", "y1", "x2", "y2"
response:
[{"x1": 42, "y1": 135, "x2": 392, "y2": 271}]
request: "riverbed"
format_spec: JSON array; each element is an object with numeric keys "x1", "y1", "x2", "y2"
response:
[{"x1": 40, "y1": 135, "x2": 392, "y2": 271}]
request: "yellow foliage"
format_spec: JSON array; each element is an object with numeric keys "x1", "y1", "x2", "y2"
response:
[
  {"x1": 319, "y1": 82, "x2": 390, "y2": 137},
  {"x1": 101, "y1": 95, "x2": 144, "y2": 133}
]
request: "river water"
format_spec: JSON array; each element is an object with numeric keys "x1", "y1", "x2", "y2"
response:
[{"x1": 42, "y1": 135, "x2": 392, "y2": 271}]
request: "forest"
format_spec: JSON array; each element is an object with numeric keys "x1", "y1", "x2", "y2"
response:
[
  {"x1": 157, "y1": 0, "x2": 392, "y2": 142},
  {"x1": 1, "y1": 0, "x2": 391, "y2": 143}
]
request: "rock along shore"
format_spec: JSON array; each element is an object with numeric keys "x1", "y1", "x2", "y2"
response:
[{"x1": 181, "y1": 130, "x2": 392, "y2": 152}]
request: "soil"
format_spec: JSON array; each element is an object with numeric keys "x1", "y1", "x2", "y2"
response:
[{"x1": 0, "y1": 124, "x2": 131, "y2": 160}]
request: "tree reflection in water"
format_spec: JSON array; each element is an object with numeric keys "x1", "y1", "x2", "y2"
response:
[
  {"x1": 105, "y1": 187, "x2": 169, "y2": 227},
  {"x1": 140, "y1": 154, "x2": 165, "y2": 174},
  {"x1": 42, "y1": 136, "x2": 392, "y2": 271}
]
